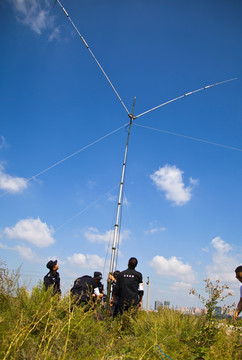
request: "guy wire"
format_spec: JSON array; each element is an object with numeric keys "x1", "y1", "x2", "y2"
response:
[
  {"x1": 0, "y1": 123, "x2": 128, "y2": 199},
  {"x1": 55, "y1": 184, "x2": 119, "y2": 232},
  {"x1": 134, "y1": 123, "x2": 242, "y2": 152}
]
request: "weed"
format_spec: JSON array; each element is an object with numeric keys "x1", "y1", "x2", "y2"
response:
[{"x1": 189, "y1": 279, "x2": 234, "y2": 359}]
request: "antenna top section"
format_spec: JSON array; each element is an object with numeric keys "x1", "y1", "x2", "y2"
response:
[{"x1": 128, "y1": 114, "x2": 137, "y2": 122}]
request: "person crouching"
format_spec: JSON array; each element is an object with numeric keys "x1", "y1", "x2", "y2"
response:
[{"x1": 70, "y1": 274, "x2": 101, "y2": 311}]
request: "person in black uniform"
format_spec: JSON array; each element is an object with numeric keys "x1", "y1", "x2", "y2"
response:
[
  {"x1": 113, "y1": 257, "x2": 143, "y2": 316},
  {"x1": 70, "y1": 275, "x2": 101, "y2": 310},
  {"x1": 93, "y1": 271, "x2": 104, "y2": 295},
  {"x1": 44, "y1": 259, "x2": 61, "y2": 298},
  {"x1": 93, "y1": 271, "x2": 105, "y2": 305}
]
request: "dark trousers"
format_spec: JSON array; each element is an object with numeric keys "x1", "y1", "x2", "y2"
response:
[{"x1": 114, "y1": 301, "x2": 138, "y2": 317}]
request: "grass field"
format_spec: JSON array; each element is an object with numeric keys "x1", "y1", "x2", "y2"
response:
[{"x1": 1, "y1": 261, "x2": 241, "y2": 359}]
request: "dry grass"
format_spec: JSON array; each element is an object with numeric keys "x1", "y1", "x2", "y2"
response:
[{"x1": 0, "y1": 261, "x2": 241, "y2": 360}]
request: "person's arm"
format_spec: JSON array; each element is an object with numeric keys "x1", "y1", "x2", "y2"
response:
[
  {"x1": 110, "y1": 282, "x2": 117, "y2": 305},
  {"x1": 138, "y1": 295, "x2": 143, "y2": 308},
  {"x1": 56, "y1": 274, "x2": 61, "y2": 295},
  {"x1": 57, "y1": 278, "x2": 61, "y2": 299},
  {"x1": 233, "y1": 297, "x2": 242, "y2": 320},
  {"x1": 44, "y1": 274, "x2": 53, "y2": 290},
  {"x1": 100, "y1": 283, "x2": 105, "y2": 295},
  {"x1": 113, "y1": 276, "x2": 120, "y2": 295},
  {"x1": 108, "y1": 274, "x2": 116, "y2": 283}
]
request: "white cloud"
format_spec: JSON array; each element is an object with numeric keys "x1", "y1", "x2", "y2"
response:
[
  {"x1": 145, "y1": 227, "x2": 166, "y2": 235},
  {"x1": 123, "y1": 196, "x2": 130, "y2": 206},
  {"x1": 211, "y1": 236, "x2": 231, "y2": 253},
  {"x1": 4, "y1": 217, "x2": 55, "y2": 248},
  {"x1": 170, "y1": 281, "x2": 192, "y2": 291},
  {"x1": 84, "y1": 227, "x2": 113, "y2": 243},
  {"x1": 9, "y1": 0, "x2": 58, "y2": 36},
  {"x1": 0, "y1": 136, "x2": 6, "y2": 149},
  {"x1": 150, "y1": 164, "x2": 197, "y2": 206},
  {"x1": 0, "y1": 164, "x2": 27, "y2": 194},
  {"x1": 87, "y1": 180, "x2": 97, "y2": 189},
  {"x1": 145, "y1": 221, "x2": 167, "y2": 235},
  {"x1": 84, "y1": 227, "x2": 130, "y2": 244},
  {"x1": 68, "y1": 253, "x2": 86, "y2": 267},
  {"x1": 67, "y1": 253, "x2": 104, "y2": 269},
  {"x1": 149, "y1": 255, "x2": 196, "y2": 283},
  {"x1": 108, "y1": 194, "x2": 130, "y2": 206},
  {"x1": 0, "y1": 242, "x2": 11, "y2": 249},
  {"x1": 0, "y1": 241, "x2": 41, "y2": 262},
  {"x1": 189, "y1": 177, "x2": 198, "y2": 186},
  {"x1": 108, "y1": 194, "x2": 117, "y2": 202},
  {"x1": 15, "y1": 245, "x2": 41, "y2": 262},
  {"x1": 206, "y1": 236, "x2": 238, "y2": 283},
  {"x1": 48, "y1": 26, "x2": 60, "y2": 42}
]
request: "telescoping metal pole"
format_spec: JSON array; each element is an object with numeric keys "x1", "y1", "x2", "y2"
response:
[
  {"x1": 106, "y1": 98, "x2": 136, "y2": 304},
  {"x1": 146, "y1": 277, "x2": 150, "y2": 311}
]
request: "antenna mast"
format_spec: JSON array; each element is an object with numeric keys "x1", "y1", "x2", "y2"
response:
[
  {"x1": 106, "y1": 98, "x2": 137, "y2": 303},
  {"x1": 109, "y1": 98, "x2": 136, "y2": 274},
  {"x1": 146, "y1": 277, "x2": 150, "y2": 311}
]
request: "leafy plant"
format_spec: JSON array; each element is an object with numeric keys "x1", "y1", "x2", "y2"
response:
[{"x1": 189, "y1": 279, "x2": 233, "y2": 359}]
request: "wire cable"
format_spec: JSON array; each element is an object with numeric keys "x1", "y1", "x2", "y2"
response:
[
  {"x1": 135, "y1": 78, "x2": 237, "y2": 119},
  {"x1": 55, "y1": 184, "x2": 119, "y2": 231},
  {"x1": 0, "y1": 123, "x2": 128, "y2": 199},
  {"x1": 154, "y1": 345, "x2": 174, "y2": 360},
  {"x1": 56, "y1": 0, "x2": 130, "y2": 116},
  {"x1": 134, "y1": 123, "x2": 242, "y2": 152}
]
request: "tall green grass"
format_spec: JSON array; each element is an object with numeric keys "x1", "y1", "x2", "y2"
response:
[{"x1": 0, "y1": 261, "x2": 241, "y2": 359}]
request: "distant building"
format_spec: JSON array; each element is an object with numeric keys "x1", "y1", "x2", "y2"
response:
[
  {"x1": 194, "y1": 307, "x2": 202, "y2": 315},
  {"x1": 164, "y1": 301, "x2": 170, "y2": 308},
  {"x1": 154, "y1": 301, "x2": 163, "y2": 311},
  {"x1": 176, "y1": 306, "x2": 203, "y2": 315},
  {"x1": 214, "y1": 306, "x2": 222, "y2": 316}
]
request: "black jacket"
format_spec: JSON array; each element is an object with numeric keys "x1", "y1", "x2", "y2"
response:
[
  {"x1": 114, "y1": 268, "x2": 143, "y2": 306},
  {"x1": 44, "y1": 271, "x2": 61, "y2": 295},
  {"x1": 70, "y1": 275, "x2": 99, "y2": 304}
]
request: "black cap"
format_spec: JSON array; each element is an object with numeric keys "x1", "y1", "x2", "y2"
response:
[
  {"x1": 94, "y1": 271, "x2": 102, "y2": 279},
  {"x1": 113, "y1": 270, "x2": 120, "y2": 279},
  {"x1": 46, "y1": 260, "x2": 57, "y2": 270}
]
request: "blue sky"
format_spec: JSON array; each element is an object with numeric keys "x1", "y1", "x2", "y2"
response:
[{"x1": 0, "y1": 0, "x2": 242, "y2": 309}]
